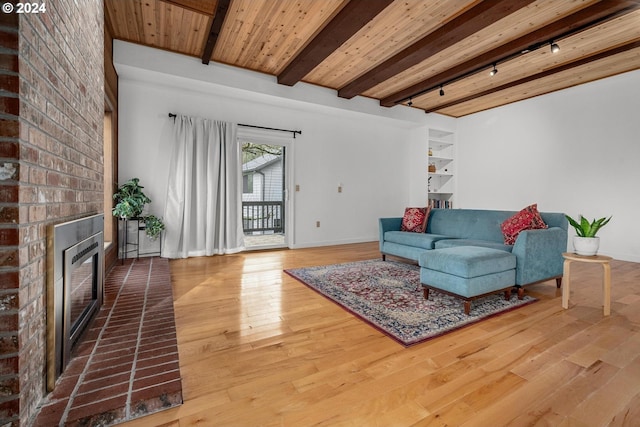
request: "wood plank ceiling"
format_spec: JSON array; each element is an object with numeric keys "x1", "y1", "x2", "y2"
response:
[{"x1": 105, "y1": 0, "x2": 640, "y2": 117}]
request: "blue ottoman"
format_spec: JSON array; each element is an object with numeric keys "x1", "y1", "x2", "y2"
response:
[{"x1": 419, "y1": 246, "x2": 516, "y2": 315}]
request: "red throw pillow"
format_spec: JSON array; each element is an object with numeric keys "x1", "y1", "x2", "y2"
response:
[
  {"x1": 501, "y1": 204, "x2": 548, "y2": 245},
  {"x1": 401, "y1": 207, "x2": 430, "y2": 233},
  {"x1": 530, "y1": 206, "x2": 547, "y2": 230}
]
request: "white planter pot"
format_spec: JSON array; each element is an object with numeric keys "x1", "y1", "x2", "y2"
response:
[{"x1": 573, "y1": 236, "x2": 600, "y2": 256}]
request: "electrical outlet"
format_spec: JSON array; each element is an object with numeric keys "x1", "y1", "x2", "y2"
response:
[{"x1": 316, "y1": 221, "x2": 320, "y2": 228}]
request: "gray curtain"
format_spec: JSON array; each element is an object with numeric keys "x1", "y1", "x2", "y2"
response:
[{"x1": 162, "y1": 115, "x2": 244, "y2": 258}]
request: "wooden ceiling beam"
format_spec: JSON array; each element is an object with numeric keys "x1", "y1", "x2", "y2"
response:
[
  {"x1": 160, "y1": 0, "x2": 217, "y2": 16},
  {"x1": 381, "y1": 0, "x2": 640, "y2": 107},
  {"x1": 337, "y1": 0, "x2": 536, "y2": 99},
  {"x1": 201, "y1": 0, "x2": 230, "y2": 65},
  {"x1": 277, "y1": 0, "x2": 394, "y2": 87},
  {"x1": 425, "y1": 39, "x2": 640, "y2": 113}
]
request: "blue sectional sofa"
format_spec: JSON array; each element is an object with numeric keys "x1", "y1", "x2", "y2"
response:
[{"x1": 379, "y1": 208, "x2": 568, "y2": 289}]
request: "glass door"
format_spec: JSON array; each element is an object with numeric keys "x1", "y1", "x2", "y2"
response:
[{"x1": 241, "y1": 141, "x2": 288, "y2": 249}]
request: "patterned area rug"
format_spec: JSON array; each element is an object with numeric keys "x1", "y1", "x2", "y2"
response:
[{"x1": 285, "y1": 259, "x2": 537, "y2": 346}]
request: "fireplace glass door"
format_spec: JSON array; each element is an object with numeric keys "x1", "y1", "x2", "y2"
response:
[
  {"x1": 68, "y1": 253, "x2": 98, "y2": 338},
  {"x1": 63, "y1": 234, "x2": 103, "y2": 359}
]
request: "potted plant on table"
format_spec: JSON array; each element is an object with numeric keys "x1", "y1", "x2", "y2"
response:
[
  {"x1": 565, "y1": 214, "x2": 611, "y2": 256},
  {"x1": 113, "y1": 178, "x2": 165, "y2": 239}
]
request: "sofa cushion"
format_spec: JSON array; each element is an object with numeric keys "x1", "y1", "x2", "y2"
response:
[
  {"x1": 401, "y1": 207, "x2": 430, "y2": 233},
  {"x1": 500, "y1": 204, "x2": 548, "y2": 245},
  {"x1": 427, "y1": 209, "x2": 511, "y2": 243},
  {"x1": 384, "y1": 231, "x2": 452, "y2": 250},
  {"x1": 434, "y1": 239, "x2": 513, "y2": 252},
  {"x1": 425, "y1": 208, "x2": 564, "y2": 245},
  {"x1": 419, "y1": 246, "x2": 516, "y2": 278}
]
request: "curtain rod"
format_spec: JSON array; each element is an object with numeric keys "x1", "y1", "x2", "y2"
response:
[{"x1": 168, "y1": 113, "x2": 302, "y2": 139}]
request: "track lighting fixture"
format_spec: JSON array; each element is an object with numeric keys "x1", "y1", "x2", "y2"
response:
[
  {"x1": 399, "y1": 37, "x2": 564, "y2": 105},
  {"x1": 392, "y1": 20, "x2": 597, "y2": 108}
]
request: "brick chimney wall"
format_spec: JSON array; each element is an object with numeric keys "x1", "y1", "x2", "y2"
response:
[{"x1": 0, "y1": 1, "x2": 104, "y2": 425}]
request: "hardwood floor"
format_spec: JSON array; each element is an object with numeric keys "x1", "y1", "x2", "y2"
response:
[{"x1": 119, "y1": 242, "x2": 640, "y2": 427}]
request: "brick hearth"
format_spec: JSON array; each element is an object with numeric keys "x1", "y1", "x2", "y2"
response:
[{"x1": 32, "y1": 257, "x2": 182, "y2": 426}]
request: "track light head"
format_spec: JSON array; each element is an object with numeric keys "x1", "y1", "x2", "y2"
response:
[
  {"x1": 490, "y1": 64, "x2": 498, "y2": 76},
  {"x1": 550, "y1": 41, "x2": 560, "y2": 53},
  {"x1": 439, "y1": 86, "x2": 444, "y2": 97}
]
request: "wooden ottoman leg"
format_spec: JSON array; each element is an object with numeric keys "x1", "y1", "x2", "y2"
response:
[
  {"x1": 556, "y1": 277, "x2": 562, "y2": 288},
  {"x1": 464, "y1": 300, "x2": 471, "y2": 315},
  {"x1": 504, "y1": 289, "x2": 512, "y2": 300},
  {"x1": 423, "y1": 288, "x2": 430, "y2": 300},
  {"x1": 517, "y1": 287, "x2": 524, "y2": 300}
]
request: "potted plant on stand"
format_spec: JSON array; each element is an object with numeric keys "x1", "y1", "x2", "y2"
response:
[
  {"x1": 144, "y1": 214, "x2": 165, "y2": 240},
  {"x1": 112, "y1": 178, "x2": 151, "y2": 220},
  {"x1": 565, "y1": 214, "x2": 611, "y2": 256},
  {"x1": 113, "y1": 178, "x2": 166, "y2": 258}
]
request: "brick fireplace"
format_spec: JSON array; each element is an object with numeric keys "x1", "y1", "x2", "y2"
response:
[{"x1": 0, "y1": 2, "x2": 105, "y2": 425}]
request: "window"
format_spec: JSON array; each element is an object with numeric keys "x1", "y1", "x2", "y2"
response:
[{"x1": 243, "y1": 173, "x2": 253, "y2": 193}]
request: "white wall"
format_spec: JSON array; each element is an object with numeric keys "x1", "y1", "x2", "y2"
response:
[
  {"x1": 114, "y1": 41, "x2": 432, "y2": 248},
  {"x1": 115, "y1": 41, "x2": 639, "y2": 261},
  {"x1": 456, "y1": 69, "x2": 640, "y2": 262}
]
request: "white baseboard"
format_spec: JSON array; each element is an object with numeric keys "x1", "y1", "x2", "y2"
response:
[{"x1": 290, "y1": 237, "x2": 377, "y2": 249}]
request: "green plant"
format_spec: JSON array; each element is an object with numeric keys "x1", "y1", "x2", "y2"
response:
[
  {"x1": 144, "y1": 214, "x2": 165, "y2": 240},
  {"x1": 565, "y1": 214, "x2": 611, "y2": 238},
  {"x1": 112, "y1": 178, "x2": 151, "y2": 219}
]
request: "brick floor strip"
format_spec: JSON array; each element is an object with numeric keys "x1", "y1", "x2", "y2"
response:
[{"x1": 32, "y1": 257, "x2": 182, "y2": 426}]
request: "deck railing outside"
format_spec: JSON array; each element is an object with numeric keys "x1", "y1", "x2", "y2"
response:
[{"x1": 242, "y1": 201, "x2": 283, "y2": 233}]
